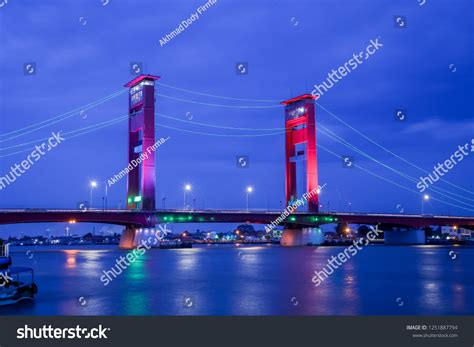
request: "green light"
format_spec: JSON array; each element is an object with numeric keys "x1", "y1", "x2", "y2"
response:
[
  {"x1": 133, "y1": 196, "x2": 142, "y2": 203},
  {"x1": 187, "y1": 216, "x2": 193, "y2": 220},
  {"x1": 163, "y1": 216, "x2": 168, "y2": 221},
  {"x1": 289, "y1": 216, "x2": 296, "y2": 222},
  {"x1": 127, "y1": 197, "x2": 132, "y2": 204}
]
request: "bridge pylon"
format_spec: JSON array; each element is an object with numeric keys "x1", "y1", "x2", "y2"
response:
[
  {"x1": 281, "y1": 94, "x2": 319, "y2": 212},
  {"x1": 124, "y1": 74, "x2": 160, "y2": 210}
]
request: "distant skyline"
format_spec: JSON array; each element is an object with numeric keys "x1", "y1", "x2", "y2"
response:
[{"x1": 0, "y1": 0, "x2": 473, "y2": 236}]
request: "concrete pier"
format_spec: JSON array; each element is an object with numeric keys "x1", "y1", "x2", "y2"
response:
[
  {"x1": 384, "y1": 229, "x2": 425, "y2": 245},
  {"x1": 281, "y1": 227, "x2": 324, "y2": 246},
  {"x1": 119, "y1": 227, "x2": 159, "y2": 249}
]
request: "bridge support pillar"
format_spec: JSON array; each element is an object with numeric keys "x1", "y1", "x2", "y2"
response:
[
  {"x1": 384, "y1": 229, "x2": 425, "y2": 245},
  {"x1": 281, "y1": 227, "x2": 324, "y2": 246},
  {"x1": 119, "y1": 227, "x2": 157, "y2": 249},
  {"x1": 119, "y1": 227, "x2": 137, "y2": 249}
]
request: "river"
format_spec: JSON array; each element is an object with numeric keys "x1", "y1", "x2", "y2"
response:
[{"x1": 1, "y1": 244, "x2": 473, "y2": 315}]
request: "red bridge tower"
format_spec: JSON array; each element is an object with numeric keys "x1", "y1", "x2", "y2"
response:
[
  {"x1": 124, "y1": 74, "x2": 160, "y2": 210},
  {"x1": 281, "y1": 94, "x2": 319, "y2": 212}
]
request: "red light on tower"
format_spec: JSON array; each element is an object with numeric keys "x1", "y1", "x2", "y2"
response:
[
  {"x1": 281, "y1": 94, "x2": 319, "y2": 212},
  {"x1": 124, "y1": 74, "x2": 160, "y2": 210}
]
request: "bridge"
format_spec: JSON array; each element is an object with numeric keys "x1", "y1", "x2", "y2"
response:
[
  {"x1": 1, "y1": 74, "x2": 472, "y2": 248},
  {"x1": 1, "y1": 209, "x2": 473, "y2": 248}
]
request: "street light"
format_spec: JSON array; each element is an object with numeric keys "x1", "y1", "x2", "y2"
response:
[
  {"x1": 184, "y1": 184, "x2": 192, "y2": 209},
  {"x1": 104, "y1": 182, "x2": 108, "y2": 210},
  {"x1": 246, "y1": 186, "x2": 253, "y2": 211},
  {"x1": 421, "y1": 194, "x2": 430, "y2": 215},
  {"x1": 90, "y1": 180, "x2": 97, "y2": 209}
]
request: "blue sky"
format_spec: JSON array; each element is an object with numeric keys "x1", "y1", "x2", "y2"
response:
[{"x1": 0, "y1": 0, "x2": 473, "y2": 236}]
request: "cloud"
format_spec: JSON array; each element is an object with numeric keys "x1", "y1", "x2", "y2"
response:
[{"x1": 401, "y1": 119, "x2": 474, "y2": 139}]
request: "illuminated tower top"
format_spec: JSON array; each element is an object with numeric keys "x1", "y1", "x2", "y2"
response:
[{"x1": 124, "y1": 74, "x2": 160, "y2": 88}]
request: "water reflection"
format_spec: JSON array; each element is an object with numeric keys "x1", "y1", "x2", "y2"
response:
[
  {"x1": 1, "y1": 245, "x2": 472, "y2": 316},
  {"x1": 64, "y1": 250, "x2": 79, "y2": 269}
]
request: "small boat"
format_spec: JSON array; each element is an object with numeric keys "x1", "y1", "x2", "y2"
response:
[
  {"x1": 0, "y1": 267, "x2": 38, "y2": 306},
  {"x1": 0, "y1": 243, "x2": 38, "y2": 306},
  {"x1": 158, "y1": 240, "x2": 192, "y2": 249}
]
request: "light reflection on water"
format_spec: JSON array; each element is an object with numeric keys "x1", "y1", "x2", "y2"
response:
[{"x1": 0, "y1": 244, "x2": 473, "y2": 316}]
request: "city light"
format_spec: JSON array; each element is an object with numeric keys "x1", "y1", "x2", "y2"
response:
[
  {"x1": 184, "y1": 184, "x2": 192, "y2": 209},
  {"x1": 89, "y1": 180, "x2": 98, "y2": 209},
  {"x1": 246, "y1": 186, "x2": 253, "y2": 211},
  {"x1": 421, "y1": 194, "x2": 430, "y2": 215}
]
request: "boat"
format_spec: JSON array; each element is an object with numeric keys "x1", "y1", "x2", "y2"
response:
[
  {"x1": 157, "y1": 240, "x2": 192, "y2": 249},
  {"x1": 0, "y1": 243, "x2": 37, "y2": 306},
  {"x1": 0, "y1": 267, "x2": 38, "y2": 305}
]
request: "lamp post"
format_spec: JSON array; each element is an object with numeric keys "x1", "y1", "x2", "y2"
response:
[
  {"x1": 184, "y1": 184, "x2": 192, "y2": 210},
  {"x1": 90, "y1": 180, "x2": 97, "y2": 209},
  {"x1": 104, "y1": 183, "x2": 108, "y2": 210},
  {"x1": 421, "y1": 194, "x2": 430, "y2": 215},
  {"x1": 246, "y1": 186, "x2": 253, "y2": 212}
]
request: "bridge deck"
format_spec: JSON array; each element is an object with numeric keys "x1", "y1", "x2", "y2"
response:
[{"x1": 0, "y1": 209, "x2": 473, "y2": 229}]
